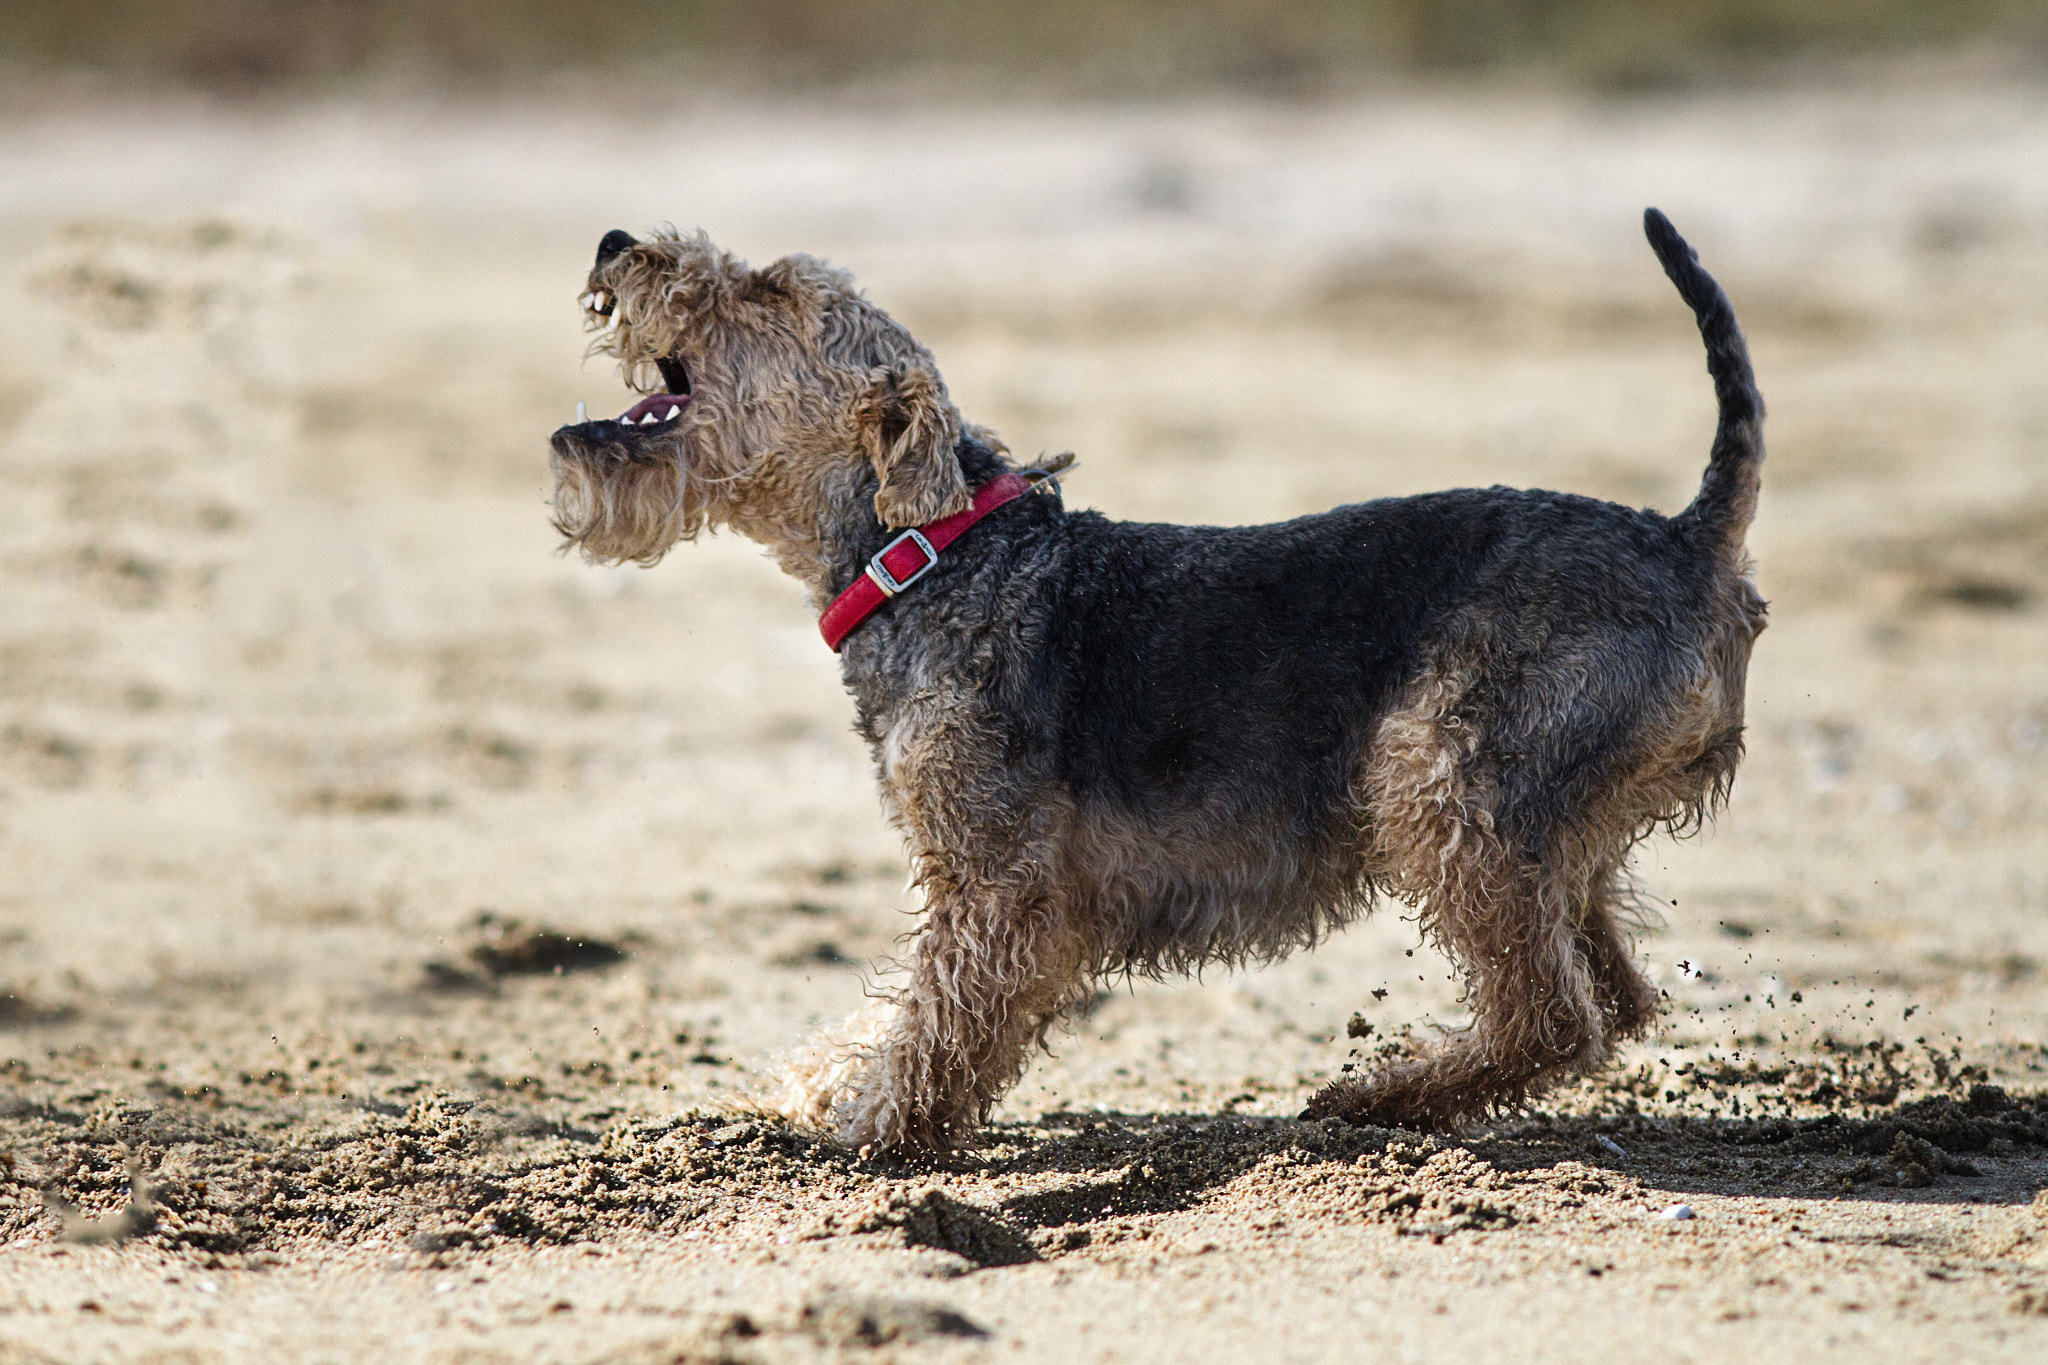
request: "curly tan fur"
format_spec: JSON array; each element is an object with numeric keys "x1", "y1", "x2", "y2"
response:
[{"x1": 552, "y1": 229, "x2": 972, "y2": 591}]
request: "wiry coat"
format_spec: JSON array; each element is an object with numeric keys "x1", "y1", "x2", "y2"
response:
[{"x1": 548, "y1": 212, "x2": 1767, "y2": 1153}]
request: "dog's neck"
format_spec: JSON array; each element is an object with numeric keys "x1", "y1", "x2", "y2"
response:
[{"x1": 785, "y1": 434, "x2": 1014, "y2": 609}]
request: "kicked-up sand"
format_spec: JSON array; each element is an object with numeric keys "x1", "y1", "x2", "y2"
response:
[{"x1": 1, "y1": 71, "x2": 2047, "y2": 1363}]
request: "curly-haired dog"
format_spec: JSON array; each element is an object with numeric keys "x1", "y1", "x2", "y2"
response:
[{"x1": 548, "y1": 212, "x2": 1766, "y2": 1154}]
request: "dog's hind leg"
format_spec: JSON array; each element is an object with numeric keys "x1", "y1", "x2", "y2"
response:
[
  {"x1": 1304, "y1": 676, "x2": 1629, "y2": 1131},
  {"x1": 1576, "y1": 862, "x2": 1662, "y2": 1045},
  {"x1": 1305, "y1": 839, "x2": 1614, "y2": 1131}
]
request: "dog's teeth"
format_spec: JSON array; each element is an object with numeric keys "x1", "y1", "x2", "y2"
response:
[
  {"x1": 663, "y1": 405, "x2": 680, "y2": 420},
  {"x1": 641, "y1": 412, "x2": 661, "y2": 425},
  {"x1": 607, "y1": 309, "x2": 623, "y2": 334},
  {"x1": 576, "y1": 401, "x2": 587, "y2": 423}
]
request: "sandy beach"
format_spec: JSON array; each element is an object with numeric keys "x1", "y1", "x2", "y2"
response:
[{"x1": 2, "y1": 73, "x2": 2047, "y2": 1362}]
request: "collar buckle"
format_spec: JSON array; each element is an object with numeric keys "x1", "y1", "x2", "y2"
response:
[{"x1": 865, "y1": 528, "x2": 938, "y2": 597}]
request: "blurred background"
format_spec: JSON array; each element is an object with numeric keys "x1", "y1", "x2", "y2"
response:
[
  {"x1": 1, "y1": 2, "x2": 2045, "y2": 1123},
  {"x1": 3, "y1": 0, "x2": 2047, "y2": 93}
]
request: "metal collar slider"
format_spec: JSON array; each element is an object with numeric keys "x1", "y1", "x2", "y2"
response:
[{"x1": 865, "y1": 528, "x2": 938, "y2": 597}]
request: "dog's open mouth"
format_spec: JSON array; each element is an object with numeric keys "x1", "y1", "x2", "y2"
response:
[
  {"x1": 567, "y1": 286, "x2": 694, "y2": 432},
  {"x1": 565, "y1": 387, "x2": 688, "y2": 433},
  {"x1": 564, "y1": 355, "x2": 693, "y2": 433},
  {"x1": 618, "y1": 388, "x2": 688, "y2": 425}
]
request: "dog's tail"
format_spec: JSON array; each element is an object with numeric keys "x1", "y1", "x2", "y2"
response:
[{"x1": 1644, "y1": 208, "x2": 1764, "y2": 553}]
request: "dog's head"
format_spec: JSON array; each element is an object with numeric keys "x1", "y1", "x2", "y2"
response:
[{"x1": 547, "y1": 228, "x2": 975, "y2": 582}]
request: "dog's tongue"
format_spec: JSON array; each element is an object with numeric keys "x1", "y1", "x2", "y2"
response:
[{"x1": 619, "y1": 393, "x2": 689, "y2": 424}]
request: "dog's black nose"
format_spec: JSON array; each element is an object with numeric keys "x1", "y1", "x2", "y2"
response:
[{"x1": 595, "y1": 229, "x2": 636, "y2": 267}]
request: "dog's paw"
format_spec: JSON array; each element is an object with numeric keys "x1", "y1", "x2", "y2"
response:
[
  {"x1": 1300, "y1": 1078, "x2": 1361, "y2": 1123},
  {"x1": 833, "y1": 1089, "x2": 966, "y2": 1158},
  {"x1": 771, "y1": 1001, "x2": 898, "y2": 1136},
  {"x1": 1301, "y1": 1074, "x2": 1462, "y2": 1133},
  {"x1": 831, "y1": 1091, "x2": 905, "y2": 1155}
]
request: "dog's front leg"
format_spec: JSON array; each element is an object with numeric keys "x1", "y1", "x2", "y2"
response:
[{"x1": 814, "y1": 857, "x2": 1085, "y2": 1155}]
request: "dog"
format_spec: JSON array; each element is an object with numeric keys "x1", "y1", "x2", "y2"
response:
[{"x1": 547, "y1": 212, "x2": 1766, "y2": 1155}]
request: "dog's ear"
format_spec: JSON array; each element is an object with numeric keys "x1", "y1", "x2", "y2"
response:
[{"x1": 855, "y1": 363, "x2": 970, "y2": 528}]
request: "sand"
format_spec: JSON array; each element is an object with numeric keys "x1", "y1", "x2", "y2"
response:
[{"x1": 2, "y1": 73, "x2": 2047, "y2": 1363}]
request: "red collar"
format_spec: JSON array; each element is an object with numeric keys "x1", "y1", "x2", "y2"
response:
[{"x1": 819, "y1": 473, "x2": 1038, "y2": 652}]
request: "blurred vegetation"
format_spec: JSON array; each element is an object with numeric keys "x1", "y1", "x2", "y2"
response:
[{"x1": 2, "y1": 0, "x2": 2044, "y2": 93}]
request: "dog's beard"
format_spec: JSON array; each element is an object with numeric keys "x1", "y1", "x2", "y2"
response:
[{"x1": 548, "y1": 442, "x2": 690, "y2": 566}]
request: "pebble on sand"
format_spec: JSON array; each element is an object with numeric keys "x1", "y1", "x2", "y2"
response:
[{"x1": 1659, "y1": 1203, "x2": 1697, "y2": 1221}]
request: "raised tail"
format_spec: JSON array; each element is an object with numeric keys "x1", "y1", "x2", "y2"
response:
[{"x1": 1643, "y1": 208, "x2": 1764, "y2": 551}]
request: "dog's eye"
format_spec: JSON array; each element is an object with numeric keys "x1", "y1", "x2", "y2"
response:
[{"x1": 656, "y1": 355, "x2": 692, "y2": 395}]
